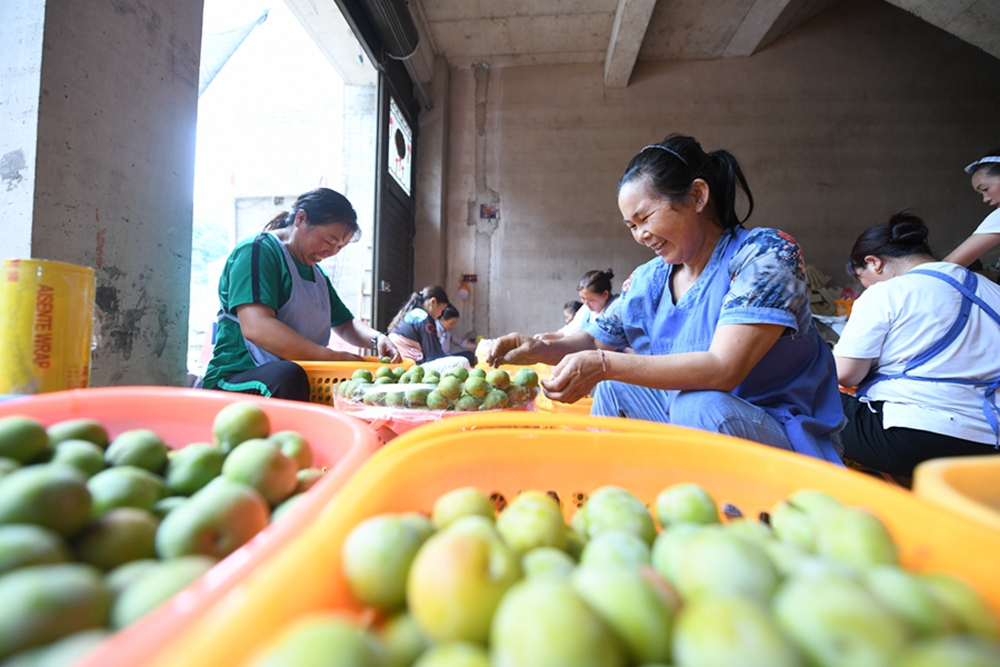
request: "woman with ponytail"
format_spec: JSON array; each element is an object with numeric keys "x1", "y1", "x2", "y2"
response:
[
  {"x1": 388, "y1": 285, "x2": 470, "y2": 371},
  {"x1": 203, "y1": 188, "x2": 400, "y2": 401},
  {"x1": 489, "y1": 134, "x2": 844, "y2": 463},
  {"x1": 834, "y1": 210, "x2": 1000, "y2": 478}
]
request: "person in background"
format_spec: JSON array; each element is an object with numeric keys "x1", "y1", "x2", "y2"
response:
[
  {"x1": 436, "y1": 304, "x2": 477, "y2": 366},
  {"x1": 203, "y1": 188, "x2": 400, "y2": 401},
  {"x1": 563, "y1": 300, "x2": 583, "y2": 325},
  {"x1": 488, "y1": 134, "x2": 844, "y2": 463},
  {"x1": 944, "y1": 149, "x2": 1000, "y2": 267},
  {"x1": 388, "y1": 286, "x2": 470, "y2": 371},
  {"x1": 834, "y1": 210, "x2": 1000, "y2": 479},
  {"x1": 535, "y1": 269, "x2": 618, "y2": 341}
]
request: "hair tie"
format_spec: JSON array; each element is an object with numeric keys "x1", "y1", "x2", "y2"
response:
[{"x1": 642, "y1": 144, "x2": 689, "y2": 166}]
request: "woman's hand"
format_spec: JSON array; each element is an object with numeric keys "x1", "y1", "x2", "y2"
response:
[
  {"x1": 540, "y1": 350, "x2": 604, "y2": 404},
  {"x1": 487, "y1": 333, "x2": 546, "y2": 366},
  {"x1": 376, "y1": 335, "x2": 402, "y2": 363}
]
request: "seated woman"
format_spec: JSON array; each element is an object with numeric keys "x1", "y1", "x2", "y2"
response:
[
  {"x1": 389, "y1": 286, "x2": 471, "y2": 372},
  {"x1": 943, "y1": 149, "x2": 1000, "y2": 267},
  {"x1": 535, "y1": 269, "x2": 617, "y2": 341},
  {"x1": 563, "y1": 300, "x2": 584, "y2": 326},
  {"x1": 203, "y1": 188, "x2": 400, "y2": 402},
  {"x1": 488, "y1": 134, "x2": 844, "y2": 463},
  {"x1": 834, "y1": 210, "x2": 1000, "y2": 478},
  {"x1": 436, "y1": 304, "x2": 477, "y2": 366}
]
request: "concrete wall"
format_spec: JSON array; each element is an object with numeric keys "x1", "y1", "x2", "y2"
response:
[
  {"x1": 429, "y1": 0, "x2": 1000, "y2": 338},
  {"x1": 21, "y1": 0, "x2": 204, "y2": 386}
]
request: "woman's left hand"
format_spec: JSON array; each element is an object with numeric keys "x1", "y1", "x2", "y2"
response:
[
  {"x1": 541, "y1": 350, "x2": 604, "y2": 404},
  {"x1": 377, "y1": 335, "x2": 402, "y2": 363}
]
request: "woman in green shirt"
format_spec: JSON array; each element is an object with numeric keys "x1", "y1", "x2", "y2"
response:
[{"x1": 203, "y1": 188, "x2": 399, "y2": 401}]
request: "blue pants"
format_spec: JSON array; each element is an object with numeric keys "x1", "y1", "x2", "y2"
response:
[{"x1": 591, "y1": 381, "x2": 794, "y2": 451}]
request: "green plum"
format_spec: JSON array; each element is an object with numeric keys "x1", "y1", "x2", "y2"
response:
[
  {"x1": 673, "y1": 595, "x2": 804, "y2": 667},
  {"x1": 579, "y1": 529, "x2": 651, "y2": 569},
  {"x1": 571, "y1": 565, "x2": 675, "y2": 664},
  {"x1": 407, "y1": 516, "x2": 520, "y2": 643},
  {"x1": 490, "y1": 578, "x2": 627, "y2": 667},
  {"x1": 654, "y1": 483, "x2": 720, "y2": 527},
  {"x1": 773, "y1": 570, "x2": 911, "y2": 667},
  {"x1": 342, "y1": 514, "x2": 426, "y2": 611}
]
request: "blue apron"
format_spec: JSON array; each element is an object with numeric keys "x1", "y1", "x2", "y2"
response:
[
  {"x1": 858, "y1": 268, "x2": 1000, "y2": 445},
  {"x1": 220, "y1": 232, "x2": 332, "y2": 366},
  {"x1": 621, "y1": 228, "x2": 844, "y2": 463}
]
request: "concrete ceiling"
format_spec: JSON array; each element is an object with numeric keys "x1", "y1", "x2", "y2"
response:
[
  {"x1": 407, "y1": 0, "x2": 1000, "y2": 87},
  {"x1": 288, "y1": 0, "x2": 1000, "y2": 89}
]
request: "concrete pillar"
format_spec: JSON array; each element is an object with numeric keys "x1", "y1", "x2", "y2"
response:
[
  {"x1": 0, "y1": 0, "x2": 203, "y2": 387},
  {"x1": 413, "y1": 55, "x2": 451, "y2": 290}
]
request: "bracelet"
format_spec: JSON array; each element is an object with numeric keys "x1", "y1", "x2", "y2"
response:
[
  {"x1": 598, "y1": 349, "x2": 607, "y2": 379},
  {"x1": 370, "y1": 332, "x2": 385, "y2": 350}
]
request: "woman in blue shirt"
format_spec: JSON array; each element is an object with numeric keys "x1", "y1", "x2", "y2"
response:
[{"x1": 488, "y1": 135, "x2": 844, "y2": 463}]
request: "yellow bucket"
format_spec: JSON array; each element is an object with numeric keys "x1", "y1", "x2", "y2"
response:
[{"x1": 0, "y1": 259, "x2": 95, "y2": 394}]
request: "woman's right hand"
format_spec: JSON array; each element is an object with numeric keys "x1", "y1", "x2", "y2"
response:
[{"x1": 487, "y1": 333, "x2": 546, "y2": 367}]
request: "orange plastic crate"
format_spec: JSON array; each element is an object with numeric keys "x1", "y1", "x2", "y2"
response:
[
  {"x1": 0, "y1": 386, "x2": 380, "y2": 667},
  {"x1": 148, "y1": 412, "x2": 1000, "y2": 667},
  {"x1": 295, "y1": 357, "x2": 413, "y2": 406},
  {"x1": 914, "y1": 454, "x2": 1000, "y2": 532}
]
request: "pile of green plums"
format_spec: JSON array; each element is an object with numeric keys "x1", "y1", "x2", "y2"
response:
[
  {"x1": 0, "y1": 403, "x2": 323, "y2": 664},
  {"x1": 247, "y1": 484, "x2": 1000, "y2": 667},
  {"x1": 337, "y1": 365, "x2": 540, "y2": 412}
]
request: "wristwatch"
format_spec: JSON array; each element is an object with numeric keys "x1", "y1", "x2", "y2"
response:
[{"x1": 370, "y1": 332, "x2": 385, "y2": 352}]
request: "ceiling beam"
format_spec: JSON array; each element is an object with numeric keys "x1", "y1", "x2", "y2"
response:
[
  {"x1": 723, "y1": 0, "x2": 793, "y2": 57},
  {"x1": 604, "y1": 0, "x2": 657, "y2": 88},
  {"x1": 882, "y1": 0, "x2": 1000, "y2": 60}
]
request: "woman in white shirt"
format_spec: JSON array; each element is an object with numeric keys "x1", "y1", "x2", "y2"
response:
[
  {"x1": 944, "y1": 149, "x2": 1000, "y2": 267},
  {"x1": 834, "y1": 210, "x2": 1000, "y2": 478},
  {"x1": 536, "y1": 269, "x2": 618, "y2": 340}
]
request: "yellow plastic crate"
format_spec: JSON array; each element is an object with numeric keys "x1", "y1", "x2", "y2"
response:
[
  {"x1": 535, "y1": 391, "x2": 593, "y2": 416},
  {"x1": 295, "y1": 358, "x2": 413, "y2": 406},
  {"x1": 913, "y1": 454, "x2": 1000, "y2": 532},
  {"x1": 148, "y1": 412, "x2": 1000, "y2": 667}
]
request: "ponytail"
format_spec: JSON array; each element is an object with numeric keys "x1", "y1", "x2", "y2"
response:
[
  {"x1": 264, "y1": 211, "x2": 294, "y2": 231},
  {"x1": 388, "y1": 284, "x2": 451, "y2": 333},
  {"x1": 620, "y1": 134, "x2": 753, "y2": 230}
]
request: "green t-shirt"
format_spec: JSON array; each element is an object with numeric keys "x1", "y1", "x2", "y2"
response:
[{"x1": 202, "y1": 233, "x2": 353, "y2": 388}]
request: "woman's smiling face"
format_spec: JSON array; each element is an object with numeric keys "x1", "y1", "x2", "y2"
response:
[
  {"x1": 288, "y1": 215, "x2": 353, "y2": 265},
  {"x1": 617, "y1": 177, "x2": 717, "y2": 266}
]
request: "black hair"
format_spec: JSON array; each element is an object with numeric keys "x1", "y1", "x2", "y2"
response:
[
  {"x1": 618, "y1": 134, "x2": 754, "y2": 231},
  {"x1": 971, "y1": 147, "x2": 1000, "y2": 178},
  {"x1": 848, "y1": 209, "x2": 934, "y2": 273},
  {"x1": 564, "y1": 300, "x2": 583, "y2": 315},
  {"x1": 388, "y1": 285, "x2": 450, "y2": 332},
  {"x1": 578, "y1": 269, "x2": 614, "y2": 296},
  {"x1": 263, "y1": 188, "x2": 361, "y2": 241},
  {"x1": 441, "y1": 304, "x2": 460, "y2": 320}
]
